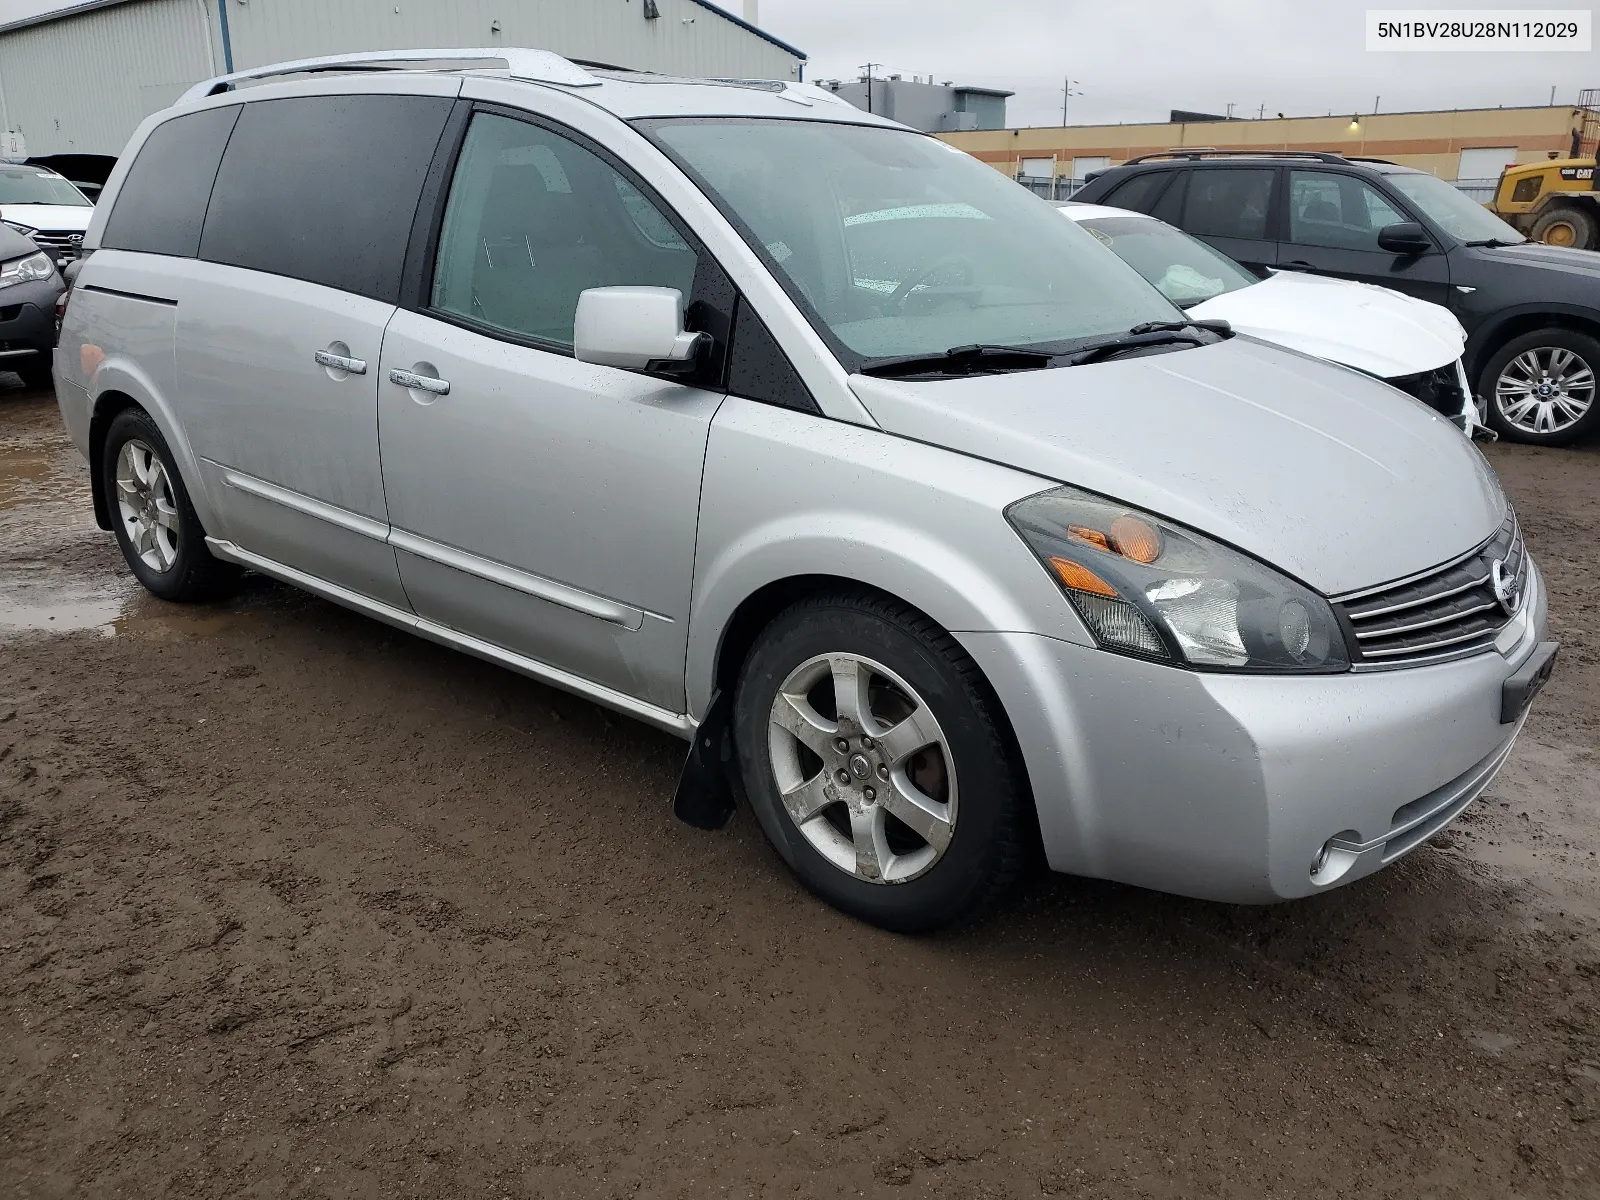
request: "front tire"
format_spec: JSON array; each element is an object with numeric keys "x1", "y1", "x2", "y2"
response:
[
  {"x1": 1529, "y1": 204, "x2": 1597, "y2": 251},
  {"x1": 733, "y1": 591, "x2": 1030, "y2": 933},
  {"x1": 102, "y1": 407, "x2": 241, "y2": 602},
  {"x1": 1480, "y1": 328, "x2": 1600, "y2": 445}
]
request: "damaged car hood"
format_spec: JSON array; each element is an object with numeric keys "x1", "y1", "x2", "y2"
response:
[{"x1": 850, "y1": 337, "x2": 1504, "y2": 596}]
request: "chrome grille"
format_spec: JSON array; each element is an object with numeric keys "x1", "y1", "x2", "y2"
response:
[
  {"x1": 29, "y1": 230, "x2": 83, "y2": 263},
  {"x1": 1334, "y1": 510, "x2": 1527, "y2": 668}
]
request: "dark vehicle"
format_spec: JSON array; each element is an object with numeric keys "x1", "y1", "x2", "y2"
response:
[
  {"x1": 1075, "y1": 150, "x2": 1600, "y2": 445},
  {"x1": 0, "y1": 221, "x2": 63, "y2": 388}
]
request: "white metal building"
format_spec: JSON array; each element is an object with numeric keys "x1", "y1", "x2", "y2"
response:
[{"x1": 0, "y1": 0, "x2": 805, "y2": 157}]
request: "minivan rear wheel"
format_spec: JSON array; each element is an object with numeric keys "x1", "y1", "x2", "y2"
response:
[
  {"x1": 733, "y1": 591, "x2": 1030, "y2": 932},
  {"x1": 102, "y1": 407, "x2": 241, "y2": 602},
  {"x1": 1481, "y1": 328, "x2": 1600, "y2": 445}
]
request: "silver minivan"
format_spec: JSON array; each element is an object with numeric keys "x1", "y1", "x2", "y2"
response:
[{"x1": 55, "y1": 50, "x2": 1556, "y2": 931}]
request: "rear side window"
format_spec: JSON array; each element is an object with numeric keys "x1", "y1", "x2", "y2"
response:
[
  {"x1": 1102, "y1": 171, "x2": 1172, "y2": 214},
  {"x1": 200, "y1": 94, "x2": 453, "y2": 303},
  {"x1": 1182, "y1": 168, "x2": 1274, "y2": 240},
  {"x1": 101, "y1": 105, "x2": 240, "y2": 257}
]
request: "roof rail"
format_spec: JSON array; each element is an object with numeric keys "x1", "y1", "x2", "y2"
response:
[
  {"x1": 1343, "y1": 155, "x2": 1398, "y2": 166},
  {"x1": 1121, "y1": 149, "x2": 1354, "y2": 165},
  {"x1": 177, "y1": 47, "x2": 600, "y2": 105}
]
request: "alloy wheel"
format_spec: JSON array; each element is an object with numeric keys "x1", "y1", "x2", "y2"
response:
[
  {"x1": 115, "y1": 438, "x2": 180, "y2": 573},
  {"x1": 1494, "y1": 346, "x2": 1596, "y2": 436},
  {"x1": 767, "y1": 653, "x2": 957, "y2": 885}
]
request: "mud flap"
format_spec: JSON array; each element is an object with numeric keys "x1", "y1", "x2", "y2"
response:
[{"x1": 673, "y1": 687, "x2": 737, "y2": 830}]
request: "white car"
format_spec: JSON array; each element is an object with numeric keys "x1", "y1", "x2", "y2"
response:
[
  {"x1": 1059, "y1": 202, "x2": 1479, "y2": 434},
  {"x1": 0, "y1": 162, "x2": 94, "y2": 270}
]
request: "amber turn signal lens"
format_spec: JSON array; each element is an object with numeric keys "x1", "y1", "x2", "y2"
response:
[
  {"x1": 1110, "y1": 514, "x2": 1162, "y2": 564},
  {"x1": 1049, "y1": 556, "x2": 1120, "y2": 598},
  {"x1": 1067, "y1": 524, "x2": 1111, "y2": 552}
]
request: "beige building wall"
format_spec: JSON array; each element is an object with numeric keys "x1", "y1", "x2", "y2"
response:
[{"x1": 940, "y1": 106, "x2": 1583, "y2": 181}]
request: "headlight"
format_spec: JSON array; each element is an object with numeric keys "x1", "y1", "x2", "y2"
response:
[
  {"x1": 1007, "y1": 486, "x2": 1349, "y2": 673},
  {"x1": 0, "y1": 251, "x2": 55, "y2": 289}
]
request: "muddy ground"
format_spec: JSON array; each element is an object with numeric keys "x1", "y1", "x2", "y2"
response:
[{"x1": 1, "y1": 382, "x2": 1598, "y2": 1199}]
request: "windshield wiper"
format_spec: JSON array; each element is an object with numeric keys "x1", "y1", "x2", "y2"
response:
[
  {"x1": 859, "y1": 343, "x2": 1057, "y2": 378},
  {"x1": 1064, "y1": 319, "x2": 1229, "y2": 366},
  {"x1": 1463, "y1": 237, "x2": 1523, "y2": 248}
]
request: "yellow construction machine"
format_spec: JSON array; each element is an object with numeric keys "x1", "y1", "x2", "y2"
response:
[{"x1": 1488, "y1": 90, "x2": 1600, "y2": 249}]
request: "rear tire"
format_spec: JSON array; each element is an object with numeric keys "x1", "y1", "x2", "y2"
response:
[
  {"x1": 1529, "y1": 204, "x2": 1598, "y2": 251},
  {"x1": 733, "y1": 590, "x2": 1030, "y2": 933},
  {"x1": 15, "y1": 355, "x2": 51, "y2": 390},
  {"x1": 102, "y1": 407, "x2": 242, "y2": 602},
  {"x1": 1480, "y1": 328, "x2": 1600, "y2": 446}
]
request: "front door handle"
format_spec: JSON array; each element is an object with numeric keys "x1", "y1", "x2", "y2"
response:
[
  {"x1": 314, "y1": 349, "x2": 367, "y2": 374},
  {"x1": 1278, "y1": 260, "x2": 1316, "y2": 271},
  {"x1": 389, "y1": 368, "x2": 451, "y2": 396}
]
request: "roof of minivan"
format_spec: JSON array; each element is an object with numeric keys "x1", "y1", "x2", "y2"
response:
[{"x1": 177, "y1": 50, "x2": 902, "y2": 129}]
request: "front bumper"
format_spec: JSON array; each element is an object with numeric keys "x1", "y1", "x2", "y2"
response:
[
  {"x1": 0, "y1": 275, "x2": 63, "y2": 362},
  {"x1": 957, "y1": 558, "x2": 1549, "y2": 903}
]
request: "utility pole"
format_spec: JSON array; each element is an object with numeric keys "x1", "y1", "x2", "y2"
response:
[
  {"x1": 1550, "y1": 84, "x2": 1557, "y2": 106},
  {"x1": 1257, "y1": 103, "x2": 1265, "y2": 120},
  {"x1": 1061, "y1": 75, "x2": 1083, "y2": 125},
  {"x1": 860, "y1": 63, "x2": 881, "y2": 114},
  {"x1": 1225, "y1": 102, "x2": 1235, "y2": 119},
  {"x1": 1373, "y1": 95, "x2": 1381, "y2": 114}
]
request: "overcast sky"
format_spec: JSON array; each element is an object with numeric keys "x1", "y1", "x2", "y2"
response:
[
  {"x1": 0, "y1": 0, "x2": 1591, "y2": 126},
  {"x1": 758, "y1": 0, "x2": 1595, "y2": 126}
]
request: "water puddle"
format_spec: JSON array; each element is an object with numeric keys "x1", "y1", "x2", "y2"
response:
[
  {"x1": 0, "y1": 571, "x2": 135, "y2": 637},
  {"x1": 0, "y1": 442, "x2": 83, "y2": 510}
]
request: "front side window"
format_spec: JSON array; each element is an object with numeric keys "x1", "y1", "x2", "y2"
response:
[
  {"x1": 1385, "y1": 170, "x2": 1526, "y2": 244},
  {"x1": 1182, "y1": 168, "x2": 1274, "y2": 241},
  {"x1": 1104, "y1": 170, "x2": 1172, "y2": 214},
  {"x1": 1288, "y1": 170, "x2": 1408, "y2": 251},
  {"x1": 0, "y1": 168, "x2": 91, "y2": 208},
  {"x1": 643, "y1": 118, "x2": 1180, "y2": 366},
  {"x1": 432, "y1": 113, "x2": 697, "y2": 348},
  {"x1": 1074, "y1": 214, "x2": 1258, "y2": 306}
]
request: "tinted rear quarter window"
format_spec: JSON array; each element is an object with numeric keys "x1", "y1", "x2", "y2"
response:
[
  {"x1": 1102, "y1": 170, "x2": 1172, "y2": 214},
  {"x1": 200, "y1": 94, "x2": 453, "y2": 303},
  {"x1": 101, "y1": 105, "x2": 241, "y2": 257},
  {"x1": 1182, "y1": 168, "x2": 1274, "y2": 240}
]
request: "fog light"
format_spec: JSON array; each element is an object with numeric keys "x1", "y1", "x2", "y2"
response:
[
  {"x1": 1309, "y1": 831, "x2": 1362, "y2": 886},
  {"x1": 1310, "y1": 842, "x2": 1332, "y2": 877}
]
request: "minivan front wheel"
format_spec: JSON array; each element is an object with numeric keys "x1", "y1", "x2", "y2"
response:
[
  {"x1": 102, "y1": 407, "x2": 241, "y2": 602},
  {"x1": 734, "y1": 592, "x2": 1030, "y2": 932},
  {"x1": 1482, "y1": 329, "x2": 1600, "y2": 445}
]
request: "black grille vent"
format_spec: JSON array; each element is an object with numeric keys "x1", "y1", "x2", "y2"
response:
[
  {"x1": 1388, "y1": 361, "x2": 1468, "y2": 418},
  {"x1": 1335, "y1": 511, "x2": 1527, "y2": 667}
]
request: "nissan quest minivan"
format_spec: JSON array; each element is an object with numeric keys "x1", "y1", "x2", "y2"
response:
[{"x1": 54, "y1": 50, "x2": 1557, "y2": 931}]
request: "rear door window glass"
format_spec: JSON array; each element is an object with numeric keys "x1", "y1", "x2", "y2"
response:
[
  {"x1": 101, "y1": 105, "x2": 240, "y2": 258},
  {"x1": 430, "y1": 112, "x2": 698, "y2": 348},
  {"x1": 1182, "y1": 168, "x2": 1274, "y2": 240},
  {"x1": 199, "y1": 94, "x2": 453, "y2": 303}
]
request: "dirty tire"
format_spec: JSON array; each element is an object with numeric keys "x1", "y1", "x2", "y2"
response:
[
  {"x1": 734, "y1": 591, "x2": 1030, "y2": 933},
  {"x1": 102, "y1": 406, "x2": 241, "y2": 603},
  {"x1": 1479, "y1": 327, "x2": 1600, "y2": 446},
  {"x1": 1529, "y1": 204, "x2": 1597, "y2": 251}
]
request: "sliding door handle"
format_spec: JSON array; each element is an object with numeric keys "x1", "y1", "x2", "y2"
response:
[
  {"x1": 314, "y1": 349, "x2": 367, "y2": 374},
  {"x1": 389, "y1": 368, "x2": 451, "y2": 396}
]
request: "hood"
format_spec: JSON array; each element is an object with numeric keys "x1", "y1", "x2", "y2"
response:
[
  {"x1": 1471, "y1": 240, "x2": 1600, "y2": 280},
  {"x1": 1189, "y1": 271, "x2": 1464, "y2": 378},
  {"x1": 850, "y1": 338, "x2": 1505, "y2": 596},
  {"x1": 0, "y1": 204, "x2": 92, "y2": 232}
]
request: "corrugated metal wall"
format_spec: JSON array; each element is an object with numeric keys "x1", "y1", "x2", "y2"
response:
[
  {"x1": 0, "y1": 0, "x2": 217, "y2": 156},
  {"x1": 223, "y1": 0, "x2": 800, "y2": 82},
  {"x1": 0, "y1": 0, "x2": 802, "y2": 158}
]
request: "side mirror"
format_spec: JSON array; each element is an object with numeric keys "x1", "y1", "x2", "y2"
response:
[
  {"x1": 1377, "y1": 221, "x2": 1432, "y2": 255},
  {"x1": 573, "y1": 286, "x2": 707, "y2": 372}
]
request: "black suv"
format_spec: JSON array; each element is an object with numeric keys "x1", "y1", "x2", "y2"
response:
[{"x1": 1075, "y1": 150, "x2": 1600, "y2": 445}]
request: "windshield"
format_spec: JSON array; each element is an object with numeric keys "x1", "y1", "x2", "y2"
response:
[
  {"x1": 1068, "y1": 212, "x2": 1258, "y2": 306},
  {"x1": 644, "y1": 119, "x2": 1182, "y2": 366},
  {"x1": 0, "y1": 168, "x2": 90, "y2": 207},
  {"x1": 1385, "y1": 171, "x2": 1522, "y2": 244}
]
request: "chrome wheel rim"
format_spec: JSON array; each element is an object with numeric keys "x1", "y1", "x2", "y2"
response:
[
  {"x1": 767, "y1": 653, "x2": 957, "y2": 885},
  {"x1": 115, "y1": 439, "x2": 180, "y2": 573},
  {"x1": 1495, "y1": 347, "x2": 1595, "y2": 435}
]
